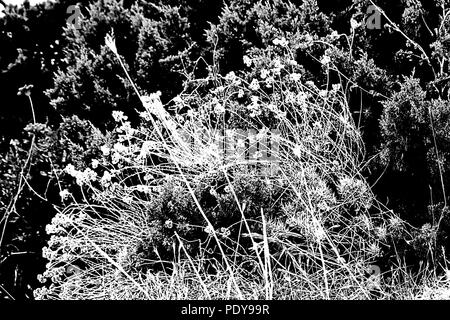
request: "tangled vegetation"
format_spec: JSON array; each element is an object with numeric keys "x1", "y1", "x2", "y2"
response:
[{"x1": 2, "y1": 0, "x2": 450, "y2": 300}]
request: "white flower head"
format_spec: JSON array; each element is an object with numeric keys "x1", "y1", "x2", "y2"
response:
[
  {"x1": 265, "y1": 76, "x2": 275, "y2": 88},
  {"x1": 350, "y1": 17, "x2": 360, "y2": 30},
  {"x1": 139, "y1": 110, "x2": 152, "y2": 121},
  {"x1": 122, "y1": 196, "x2": 133, "y2": 204},
  {"x1": 59, "y1": 189, "x2": 71, "y2": 201},
  {"x1": 64, "y1": 164, "x2": 76, "y2": 176},
  {"x1": 273, "y1": 58, "x2": 283, "y2": 68},
  {"x1": 260, "y1": 69, "x2": 269, "y2": 79},
  {"x1": 105, "y1": 32, "x2": 118, "y2": 56},
  {"x1": 144, "y1": 173, "x2": 154, "y2": 181},
  {"x1": 220, "y1": 227, "x2": 231, "y2": 237},
  {"x1": 214, "y1": 103, "x2": 226, "y2": 115},
  {"x1": 273, "y1": 37, "x2": 288, "y2": 47},
  {"x1": 292, "y1": 145, "x2": 302, "y2": 158},
  {"x1": 304, "y1": 34, "x2": 314, "y2": 44},
  {"x1": 320, "y1": 55, "x2": 331, "y2": 65},
  {"x1": 289, "y1": 73, "x2": 301, "y2": 82},
  {"x1": 445, "y1": 269, "x2": 450, "y2": 282},
  {"x1": 112, "y1": 110, "x2": 127, "y2": 122},
  {"x1": 100, "y1": 145, "x2": 110, "y2": 156},
  {"x1": 319, "y1": 90, "x2": 328, "y2": 98},
  {"x1": 225, "y1": 71, "x2": 237, "y2": 82},
  {"x1": 113, "y1": 142, "x2": 127, "y2": 154},
  {"x1": 101, "y1": 171, "x2": 112, "y2": 186},
  {"x1": 141, "y1": 92, "x2": 165, "y2": 116},
  {"x1": 173, "y1": 95, "x2": 183, "y2": 105},
  {"x1": 253, "y1": 151, "x2": 263, "y2": 159},
  {"x1": 332, "y1": 83, "x2": 342, "y2": 91},
  {"x1": 164, "y1": 220, "x2": 174, "y2": 229},
  {"x1": 91, "y1": 159, "x2": 100, "y2": 169},
  {"x1": 204, "y1": 225, "x2": 214, "y2": 235},
  {"x1": 243, "y1": 55, "x2": 252, "y2": 67},
  {"x1": 249, "y1": 79, "x2": 260, "y2": 91}
]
